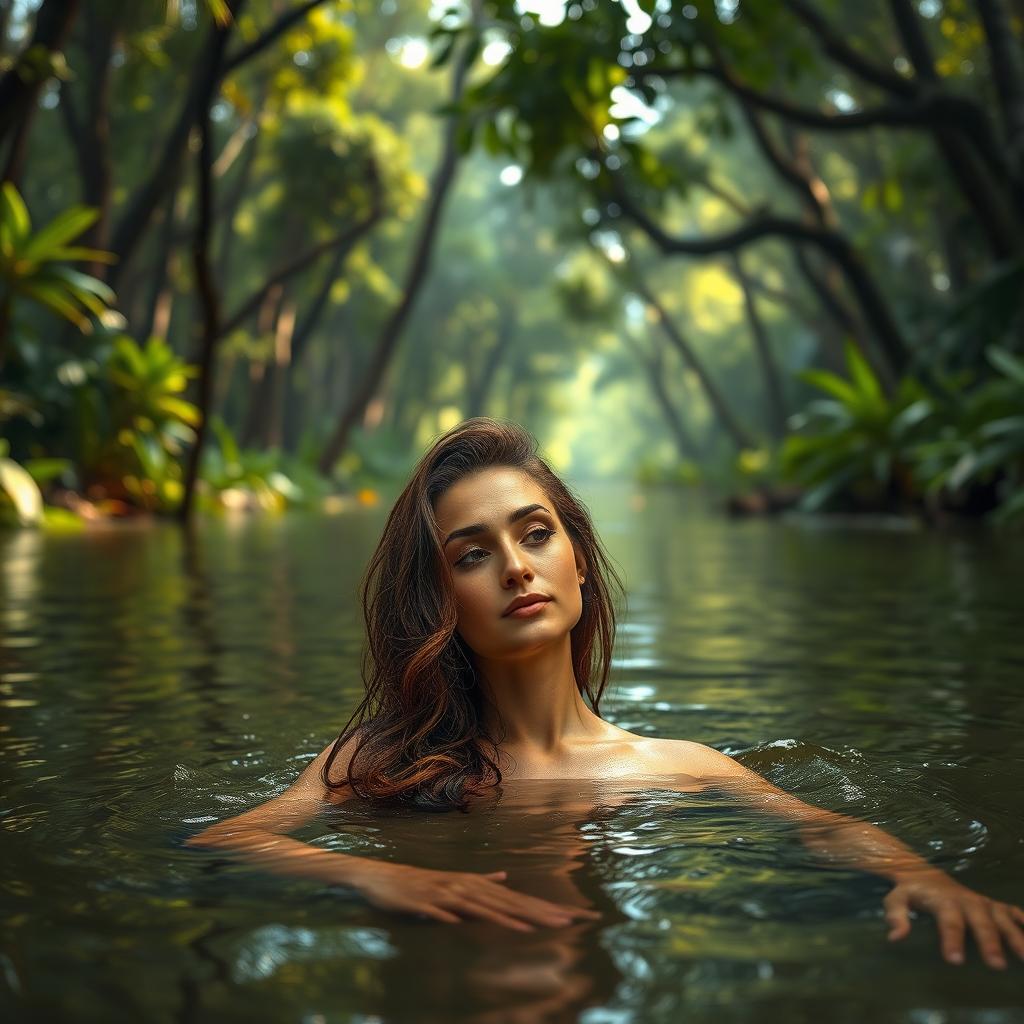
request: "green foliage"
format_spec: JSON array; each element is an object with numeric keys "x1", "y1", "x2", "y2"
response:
[
  {"x1": 634, "y1": 455, "x2": 701, "y2": 486},
  {"x1": 0, "y1": 439, "x2": 43, "y2": 527},
  {"x1": 784, "y1": 342, "x2": 1024, "y2": 523},
  {"x1": 0, "y1": 183, "x2": 115, "y2": 335},
  {"x1": 913, "y1": 348, "x2": 1024, "y2": 523},
  {"x1": 782, "y1": 343, "x2": 933, "y2": 512},
  {"x1": 68, "y1": 336, "x2": 199, "y2": 509},
  {"x1": 200, "y1": 417, "x2": 332, "y2": 511}
]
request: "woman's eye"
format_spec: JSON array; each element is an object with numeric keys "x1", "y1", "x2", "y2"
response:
[
  {"x1": 455, "y1": 528, "x2": 554, "y2": 568},
  {"x1": 527, "y1": 527, "x2": 555, "y2": 543}
]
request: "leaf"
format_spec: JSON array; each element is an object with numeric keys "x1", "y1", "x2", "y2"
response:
[
  {"x1": 0, "y1": 182, "x2": 31, "y2": 250},
  {"x1": 987, "y1": 346, "x2": 1024, "y2": 387},
  {"x1": 891, "y1": 399, "x2": 933, "y2": 437},
  {"x1": 17, "y1": 281, "x2": 90, "y2": 329},
  {"x1": 47, "y1": 245, "x2": 118, "y2": 264},
  {"x1": 798, "y1": 368, "x2": 860, "y2": 408},
  {"x1": 23, "y1": 458, "x2": 71, "y2": 484},
  {"x1": 45, "y1": 265, "x2": 116, "y2": 303},
  {"x1": 211, "y1": 416, "x2": 241, "y2": 467},
  {"x1": 205, "y1": 0, "x2": 232, "y2": 27},
  {"x1": 799, "y1": 464, "x2": 860, "y2": 512},
  {"x1": 155, "y1": 396, "x2": 201, "y2": 427},
  {"x1": 21, "y1": 205, "x2": 99, "y2": 261},
  {"x1": 431, "y1": 32, "x2": 458, "y2": 69},
  {"x1": 978, "y1": 415, "x2": 1024, "y2": 440},
  {"x1": 844, "y1": 341, "x2": 882, "y2": 407},
  {"x1": 0, "y1": 456, "x2": 43, "y2": 525}
]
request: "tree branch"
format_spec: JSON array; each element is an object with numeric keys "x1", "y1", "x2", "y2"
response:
[
  {"x1": 975, "y1": 0, "x2": 1024, "y2": 158},
  {"x1": 217, "y1": 164, "x2": 383, "y2": 339},
  {"x1": 110, "y1": 0, "x2": 330, "y2": 279},
  {"x1": 0, "y1": 0, "x2": 80, "y2": 143},
  {"x1": 781, "y1": 0, "x2": 915, "y2": 97},
  {"x1": 887, "y1": 0, "x2": 937, "y2": 80},
  {"x1": 222, "y1": 0, "x2": 329, "y2": 75},
  {"x1": 606, "y1": 172, "x2": 908, "y2": 379}
]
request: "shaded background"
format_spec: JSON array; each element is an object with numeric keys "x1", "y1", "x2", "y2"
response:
[
  {"x1": 0, "y1": 0, "x2": 1022, "y2": 521},
  {"x1": 2, "y1": 2, "x2": 1024, "y2": 1022}
]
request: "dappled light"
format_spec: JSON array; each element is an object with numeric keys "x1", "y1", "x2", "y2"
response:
[{"x1": 2, "y1": 0, "x2": 1023, "y2": 1020}]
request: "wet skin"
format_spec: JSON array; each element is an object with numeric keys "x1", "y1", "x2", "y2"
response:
[{"x1": 187, "y1": 467, "x2": 1024, "y2": 972}]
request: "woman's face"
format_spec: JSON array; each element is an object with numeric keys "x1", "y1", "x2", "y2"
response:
[{"x1": 433, "y1": 466, "x2": 586, "y2": 662}]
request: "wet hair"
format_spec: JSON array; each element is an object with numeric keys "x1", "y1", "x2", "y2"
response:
[{"x1": 322, "y1": 417, "x2": 623, "y2": 812}]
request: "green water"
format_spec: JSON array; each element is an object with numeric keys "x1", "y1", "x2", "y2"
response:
[{"x1": 2, "y1": 487, "x2": 1022, "y2": 1023}]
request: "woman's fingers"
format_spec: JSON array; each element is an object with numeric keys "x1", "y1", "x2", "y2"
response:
[
  {"x1": 935, "y1": 906, "x2": 967, "y2": 965},
  {"x1": 413, "y1": 903, "x2": 463, "y2": 925},
  {"x1": 963, "y1": 902, "x2": 1007, "y2": 970},
  {"x1": 473, "y1": 875, "x2": 600, "y2": 923},
  {"x1": 883, "y1": 889, "x2": 912, "y2": 941},
  {"x1": 992, "y1": 904, "x2": 1024, "y2": 962},
  {"x1": 474, "y1": 889, "x2": 578, "y2": 928},
  {"x1": 448, "y1": 898, "x2": 536, "y2": 932}
]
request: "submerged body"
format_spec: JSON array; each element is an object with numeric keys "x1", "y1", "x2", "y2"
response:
[{"x1": 187, "y1": 420, "x2": 1024, "y2": 970}]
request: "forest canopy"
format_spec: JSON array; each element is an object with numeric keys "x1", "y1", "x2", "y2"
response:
[{"x1": 0, "y1": 0, "x2": 1022, "y2": 526}]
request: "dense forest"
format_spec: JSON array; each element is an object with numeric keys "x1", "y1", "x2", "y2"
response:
[{"x1": 1, "y1": 0, "x2": 1022, "y2": 526}]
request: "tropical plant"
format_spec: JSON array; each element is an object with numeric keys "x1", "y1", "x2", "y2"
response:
[
  {"x1": 913, "y1": 347, "x2": 1024, "y2": 524},
  {"x1": 200, "y1": 417, "x2": 332, "y2": 511},
  {"x1": 782, "y1": 343, "x2": 934, "y2": 513},
  {"x1": 0, "y1": 438, "x2": 42, "y2": 526},
  {"x1": 69, "y1": 335, "x2": 199, "y2": 506},
  {"x1": 0, "y1": 183, "x2": 116, "y2": 366}
]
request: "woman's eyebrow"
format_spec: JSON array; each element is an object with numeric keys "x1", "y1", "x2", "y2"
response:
[{"x1": 443, "y1": 504, "x2": 550, "y2": 547}]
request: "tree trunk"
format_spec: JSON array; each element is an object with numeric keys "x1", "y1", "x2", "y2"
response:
[
  {"x1": 110, "y1": 0, "x2": 330, "y2": 283},
  {"x1": 628, "y1": 272, "x2": 757, "y2": 452},
  {"x1": 138, "y1": 172, "x2": 185, "y2": 341},
  {"x1": 731, "y1": 254, "x2": 787, "y2": 439},
  {"x1": 316, "y1": 36, "x2": 474, "y2": 475},
  {"x1": 623, "y1": 331, "x2": 702, "y2": 463},
  {"x1": 177, "y1": 4, "x2": 239, "y2": 525},
  {"x1": 0, "y1": 0, "x2": 79, "y2": 152},
  {"x1": 466, "y1": 314, "x2": 515, "y2": 418}
]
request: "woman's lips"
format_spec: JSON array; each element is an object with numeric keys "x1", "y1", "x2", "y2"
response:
[{"x1": 504, "y1": 598, "x2": 551, "y2": 618}]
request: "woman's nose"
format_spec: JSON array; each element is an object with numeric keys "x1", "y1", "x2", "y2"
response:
[{"x1": 501, "y1": 547, "x2": 534, "y2": 587}]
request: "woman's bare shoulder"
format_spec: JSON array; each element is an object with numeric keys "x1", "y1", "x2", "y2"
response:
[
  {"x1": 624, "y1": 734, "x2": 745, "y2": 779},
  {"x1": 315, "y1": 728, "x2": 367, "y2": 792}
]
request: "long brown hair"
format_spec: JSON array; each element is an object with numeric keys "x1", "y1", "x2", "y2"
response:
[{"x1": 322, "y1": 417, "x2": 624, "y2": 811}]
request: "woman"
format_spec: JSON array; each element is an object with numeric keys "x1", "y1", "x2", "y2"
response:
[{"x1": 187, "y1": 417, "x2": 1024, "y2": 970}]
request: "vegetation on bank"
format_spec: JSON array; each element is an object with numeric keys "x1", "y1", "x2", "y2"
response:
[{"x1": 1, "y1": 2, "x2": 1022, "y2": 528}]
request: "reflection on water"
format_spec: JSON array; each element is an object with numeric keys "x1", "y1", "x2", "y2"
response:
[{"x1": 1, "y1": 488, "x2": 1023, "y2": 1022}]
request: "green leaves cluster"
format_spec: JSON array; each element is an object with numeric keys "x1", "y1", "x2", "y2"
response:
[
  {"x1": 0, "y1": 183, "x2": 115, "y2": 334},
  {"x1": 68, "y1": 336, "x2": 199, "y2": 511},
  {"x1": 783, "y1": 343, "x2": 1024, "y2": 522}
]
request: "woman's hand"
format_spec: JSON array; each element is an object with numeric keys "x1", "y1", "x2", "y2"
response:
[
  {"x1": 884, "y1": 870, "x2": 1024, "y2": 969},
  {"x1": 349, "y1": 862, "x2": 602, "y2": 932}
]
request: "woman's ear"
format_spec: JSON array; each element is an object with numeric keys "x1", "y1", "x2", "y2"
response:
[{"x1": 573, "y1": 542, "x2": 588, "y2": 582}]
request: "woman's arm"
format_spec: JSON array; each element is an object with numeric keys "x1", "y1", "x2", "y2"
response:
[
  {"x1": 669, "y1": 740, "x2": 1024, "y2": 970},
  {"x1": 185, "y1": 738, "x2": 599, "y2": 932}
]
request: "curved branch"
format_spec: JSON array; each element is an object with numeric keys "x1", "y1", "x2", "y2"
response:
[
  {"x1": 222, "y1": 0, "x2": 329, "y2": 75},
  {"x1": 218, "y1": 164, "x2": 383, "y2": 339},
  {"x1": 644, "y1": 60, "x2": 1018, "y2": 219},
  {"x1": 606, "y1": 173, "x2": 908, "y2": 379},
  {"x1": 886, "y1": 0, "x2": 937, "y2": 80},
  {"x1": 782, "y1": 0, "x2": 915, "y2": 96},
  {"x1": 110, "y1": 0, "x2": 330, "y2": 277},
  {"x1": 976, "y1": 0, "x2": 1024, "y2": 154}
]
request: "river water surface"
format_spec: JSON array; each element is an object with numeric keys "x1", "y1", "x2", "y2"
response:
[{"x1": 1, "y1": 486, "x2": 1022, "y2": 1023}]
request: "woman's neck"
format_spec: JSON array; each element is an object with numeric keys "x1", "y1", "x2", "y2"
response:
[{"x1": 474, "y1": 635, "x2": 608, "y2": 756}]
